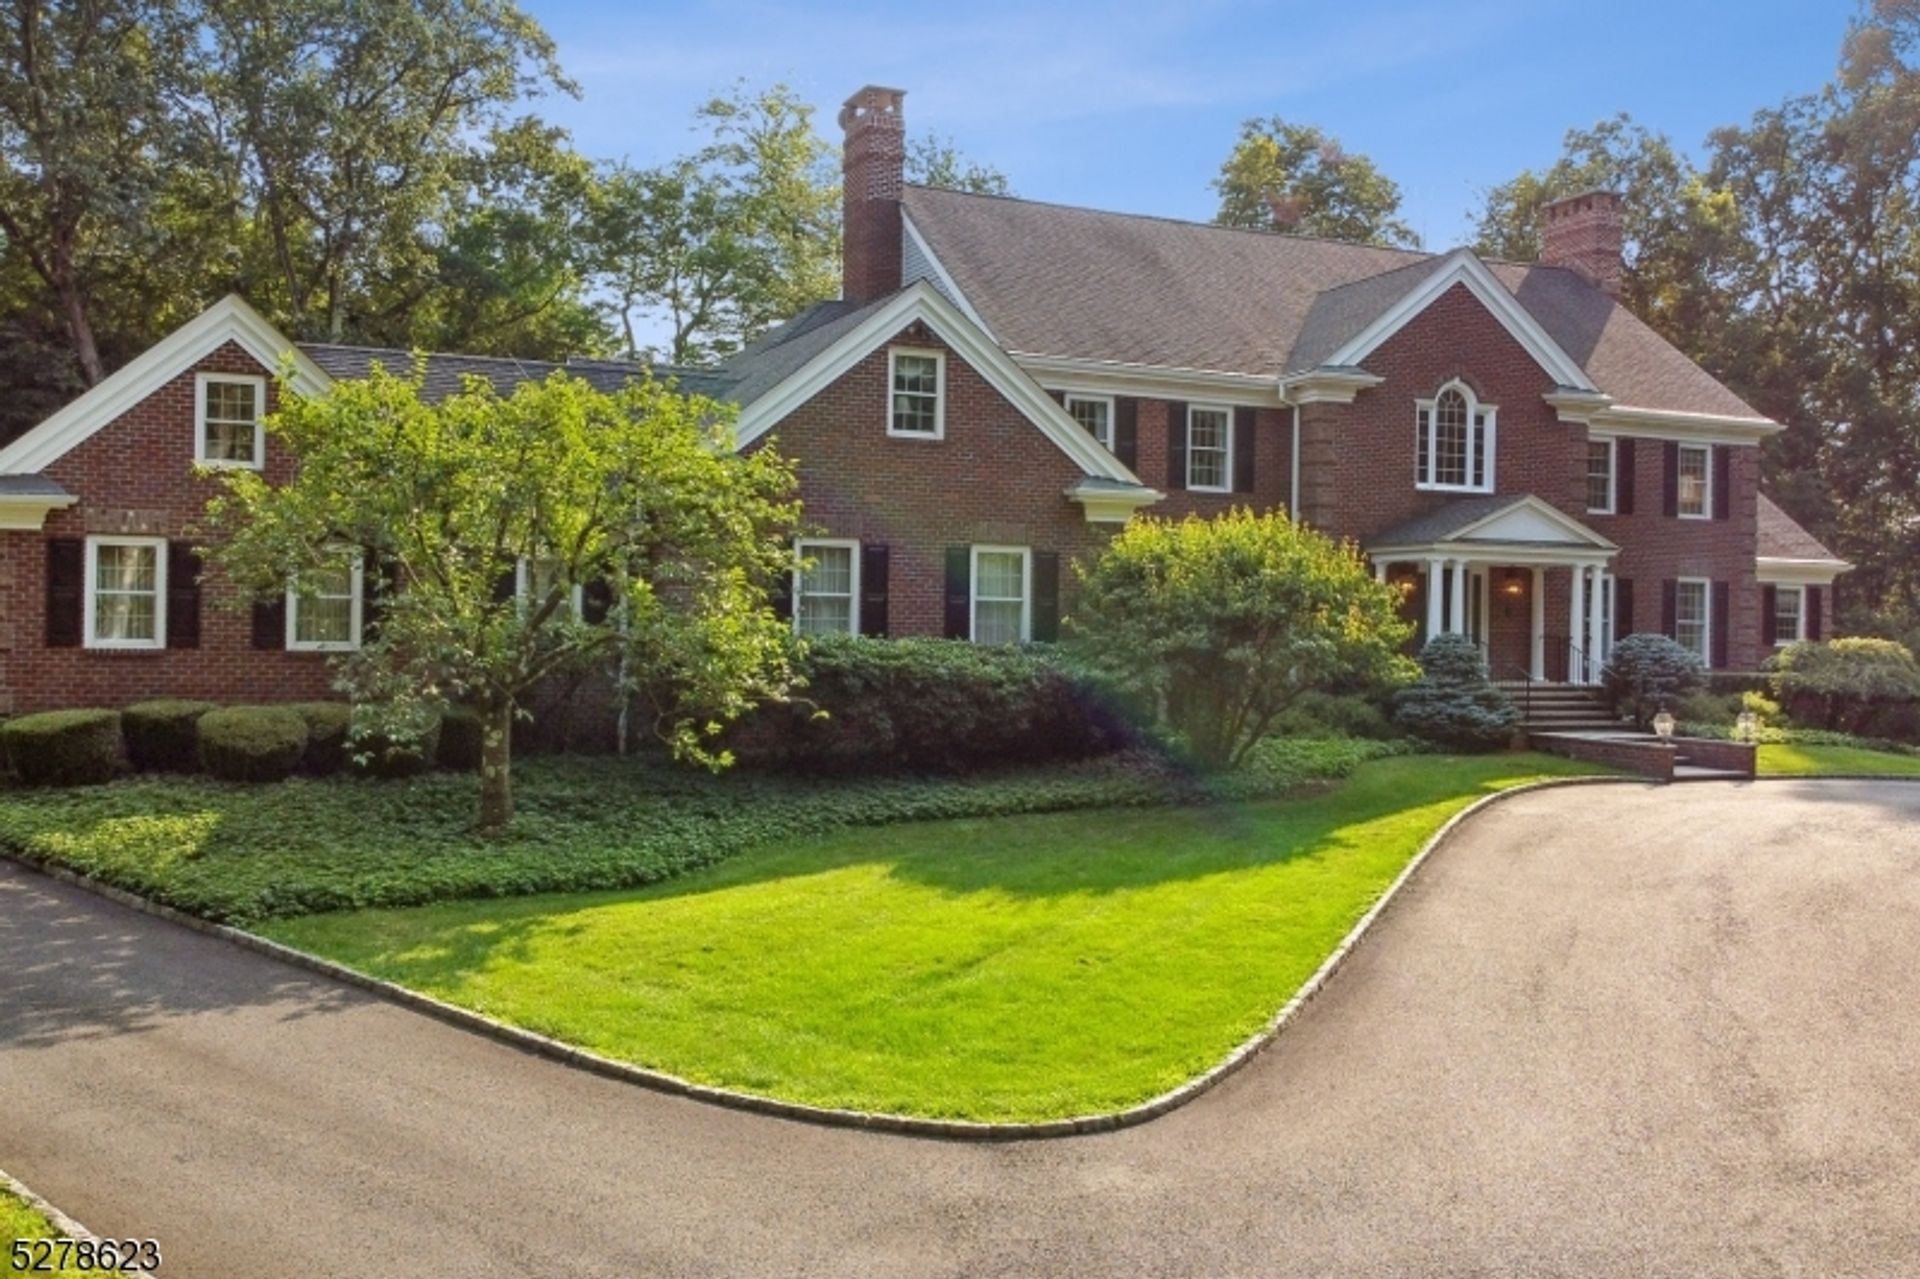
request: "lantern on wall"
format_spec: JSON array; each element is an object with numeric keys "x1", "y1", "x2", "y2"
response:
[{"x1": 1652, "y1": 708, "x2": 1677, "y2": 740}]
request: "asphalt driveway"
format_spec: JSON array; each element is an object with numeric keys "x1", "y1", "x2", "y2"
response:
[{"x1": 4, "y1": 779, "x2": 1920, "y2": 1277}]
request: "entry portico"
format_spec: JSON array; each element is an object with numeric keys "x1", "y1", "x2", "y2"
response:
[{"x1": 1365, "y1": 494, "x2": 1620, "y2": 685}]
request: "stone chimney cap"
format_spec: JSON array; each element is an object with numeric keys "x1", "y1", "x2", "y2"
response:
[
  {"x1": 1542, "y1": 189, "x2": 1624, "y2": 219},
  {"x1": 839, "y1": 85, "x2": 907, "y2": 130}
]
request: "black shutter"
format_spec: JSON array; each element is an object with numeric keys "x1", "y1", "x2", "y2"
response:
[
  {"x1": 1661, "y1": 579, "x2": 1678, "y2": 637},
  {"x1": 1031, "y1": 551, "x2": 1061, "y2": 642},
  {"x1": 1165, "y1": 401, "x2": 1187, "y2": 491},
  {"x1": 1114, "y1": 398, "x2": 1139, "y2": 471},
  {"x1": 1713, "y1": 446, "x2": 1731, "y2": 521},
  {"x1": 166, "y1": 542, "x2": 202, "y2": 649},
  {"x1": 491, "y1": 566, "x2": 518, "y2": 605},
  {"x1": 1808, "y1": 587, "x2": 1824, "y2": 641},
  {"x1": 943, "y1": 546, "x2": 971, "y2": 639},
  {"x1": 859, "y1": 544, "x2": 889, "y2": 637},
  {"x1": 582, "y1": 578, "x2": 615, "y2": 625},
  {"x1": 251, "y1": 597, "x2": 286, "y2": 650},
  {"x1": 1761, "y1": 585, "x2": 1778, "y2": 648},
  {"x1": 45, "y1": 539, "x2": 84, "y2": 648},
  {"x1": 1614, "y1": 578, "x2": 1634, "y2": 642},
  {"x1": 1662, "y1": 442, "x2": 1680, "y2": 518},
  {"x1": 1617, "y1": 439, "x2": 1636, "y2": 514},
  {"x1": 1711, "y1": 580, "x2": 1730, "y2": 669},
  {"x1": 1233, "y1": 407, "x2": 1256, "y2": 494}
]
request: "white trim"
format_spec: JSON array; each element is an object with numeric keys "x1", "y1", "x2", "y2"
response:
[
  {"x1": 1185, "y1": 403, "x2": 1233, "y2": 492},
  {"x1": 1574, "y1": 402, "x2": 1782, "y2": 445},
  {"x1": 1065, "y1": 479, "x2": 1163, "y2": 524},
  {"x1": 83, "y1": 535, "x2": 168, "y2": 651},
  {"x1": 1756, "y1": 556, "x2": 1851, "y2": 585},
  {"x1": 735, "y1": 282, "x2": 1139, "y2": 483},
  {"x1": 886, "y1": 346, "x2": 946, "y2": 440},
  {"x1": 194, "y1": 371, "x2": 267, "y2": 470},
  {"x1": 1278, "y1": 367, "x2": 1385, "y2": 405},
  {"x1": 1289, "y1": 404, "x2": 1302, "y2": 518},
  {"x1": 515, "y1": 558, "x2": 586, "y2": 619},
  {"x1": 900, "y1": 212, "x2": 995, "y2": 339},
  {"x1": 1414, "y1": 379, "x2": 1496, "y2": 494},
  {"x1": 1771, "y1": 583, "x2": 1806, "y2": 647},
  {"x1": 1674, "y1": 576, "x2": 1712, "y2": 665},
  {"x1": 792, "y1": 537, "x2": 862, "y2": 637},
  {"x1": 1061, "y1": 392, "x2": 1115, "y2": 451},
  {"x1": 0, "y1": 295, "x2": 331, "y2": 475},
  {"x1": 1676, "y1": 442, "x2": 1712, "y2": 521},
  {"x1": 1324, "y1": 249, "x2": 1598, "y2": 392},
  {"x1": 1585, "y1": 434, "x2": 1617, "y2": 515},
  {"x1": 0, "y1": 493, "x2": 77, "y2": 530},
  {"x1": 969, "y1": 544, "x2": 1031, "y2": 644},
  {"x1": 1012, "y1": 351, "x2": 1281, "y2": 406},
  {"x1": 287, "y1": 550, "x2": 365, "y2": 652}
]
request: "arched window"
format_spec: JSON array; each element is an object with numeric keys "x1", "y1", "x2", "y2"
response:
[{"x1": 1415, "y1": 380, "x2": 1495, "y2": 492}]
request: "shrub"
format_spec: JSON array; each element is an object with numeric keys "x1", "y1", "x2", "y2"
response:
[
  {"x1": 1606, "y1": 633, "x2": 1707, "y2": 730},
  {"x1": 1391, "y1": 635, "x2": 1518, "y2": 752},
  {"x1": 1268, "y1": 689, "x2": 1397, "y2": 740},
  {"x1": 1768, "y1": 637, "x2": 1920, "y2": 734},
  {"x1": 438, "y1": 705, "x2": 485, "y2": 772},
  {"x1": 122, "y1": 699, "x2": 217, "y2": 772},
  {"x1": 1673, "y1": 690, "x2": 1740, "y2": 727},
  {"x1": 291, "y1": 703, "x2": 353, "y2": 774},
  {"x1": 198, "y1": 707, "x2": 311, "y2": 782},
  {"x1": 347, "y1": 706, "x2": 443, "y2": 779},
  {"x1": 1, "y1": 709, "x2": 124, "y2": 786}
]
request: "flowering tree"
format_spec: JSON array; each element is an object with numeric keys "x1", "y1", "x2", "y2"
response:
[{"x1": 203, "y1": 364, "x2": 801, "y2": 831}]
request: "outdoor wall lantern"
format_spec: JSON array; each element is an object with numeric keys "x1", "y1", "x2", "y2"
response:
[
  {"x1": 1734, "y1": 710, "x2": 1758, "y2": 743},
  {"x1": 1653, "y1": 709, "x2": 1677, "y2": 739}
]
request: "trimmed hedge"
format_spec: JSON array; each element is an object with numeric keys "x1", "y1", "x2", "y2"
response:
[
  {"x1": 725, "y1": 636, "x2": 1143, "y2": 774},
  {"x1": 347, "y1": 710, "x2": 443, "y2": 779},
  {"x1": 198, "y1": 707, "x2": 311, "y2": 782},
  {"x1": 123, "y1": 699, "x2": 217, "y2": 772},
  {"x1": 290, "y1": 703, "x2": 353, "y2": 775},
  {"x1": 1, "y1": 709, "x2": 124, "y2": 786}
]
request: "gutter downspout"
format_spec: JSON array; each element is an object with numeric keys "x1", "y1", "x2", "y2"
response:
[{"x1": 1290, "y1": 404, "x2": 1302, "y2": 521}]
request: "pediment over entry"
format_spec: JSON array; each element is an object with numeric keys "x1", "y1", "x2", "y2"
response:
[{"x1": 1364, "y1": 494, "x2": 1616, "y2": 562}]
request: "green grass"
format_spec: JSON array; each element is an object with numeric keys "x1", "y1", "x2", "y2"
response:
[
  {"x1": 264, "y1": 753, "x2": 1600, "y2": 1122},
  {"x1": 0, "y1": 740, "x2": 1406, "y2": 925},
  {"x1": 1758, "y1": 743, "x2": 1920, "y2": 776},
  {"x1": 2, "y1": 1189, "x2": 83, "y2": 1277}
]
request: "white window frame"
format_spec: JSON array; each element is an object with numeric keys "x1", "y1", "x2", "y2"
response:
[
  {"x1": 1586, "y1": 435, "x2": 1617, "y2": 515},
  {"x1": 969, "y1": 544, "x2": 1031, "y2": 645},
  {"x1": 515, "y1": 557, "x2": 586, "y2": 620},
  {"x1": 287, "y1": 550, "x2": 365, "y2": 653},
  {"x1": 83, "y1": 535, "x2": 168, "y2": 651},
  {"x1": 1186, "y1": 403, "x2": 1234, "y2": 493},
  {"x1": 1677, "y1": 443, "x2": 1712, "y2": 520},
  {"x1": 194, "y1": 372, "x2": 267, "y2": 470},
  {"x1": 886, "y1": 347, "x2": 946, "y2": 440},
  {"x1": 1414, "y1": 379, "x2": 1497, "y2": 494},
  {"x1": 1773, "y1": 584, "x2": 1806, "y2": 647},
  {"x1": 792, "y1": 537, "x2": 861, "y2": 637},
  {"x1": 1675, "y1": 576, "x2": 1711, "y2": 664},
  {"x1": 1062, "y1": 393, "x2": 1115, "y2": 451}
]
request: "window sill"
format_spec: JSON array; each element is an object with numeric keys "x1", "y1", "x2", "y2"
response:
[
  {"x1": 1186, "y1": 484, "x2": 1232, "y2": 495},
  {"x1": 1417, "y1": 483, "x2": 1495, "y2": 495},
  {"x1": 288, "y1": 644, "x2": 360, "y2": 654},
  {"x1": 1677, "y1": 512, "x2": 1712, "y2": 522},
  {"x1": 193, "y1": 458, "x2": 265, "y2": 472},
  {"x1": 81, "y1": 643, "x2": 165, "y2": 654},
  {"x1": 885, "y1": 430, "x2": 945, "y2": 442}
]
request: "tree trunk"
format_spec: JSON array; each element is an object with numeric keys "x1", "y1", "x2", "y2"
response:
[
  {"x1": 50, "y1": 233, "x2": 104, "y2": 385},
  {"x1": 477, "y1": 699, "x2": 514, "y2": 833}
]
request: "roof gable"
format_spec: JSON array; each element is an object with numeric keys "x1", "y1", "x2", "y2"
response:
[{"x1": 1366, "y1": 493, "x2": 1616, "y2": 554}]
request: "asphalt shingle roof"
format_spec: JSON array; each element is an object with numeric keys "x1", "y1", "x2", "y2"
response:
[
  {"x1": 1362, "y1": 495, "x2": 1541, "y2": 549},
  {"x1": 297, "y1": 346, "x2": 742, "y2": 404},
  {"x1": 1757, "y1": 493, "x2": 1846, "y2": 563},
  {"x1": 0, "y1": 473, "x2": 72, "y2": 498}
]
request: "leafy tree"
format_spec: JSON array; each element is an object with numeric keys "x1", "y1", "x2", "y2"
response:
[
  {"x1": 202, "y1": 366, "x2": 802, "y2": 832},
  {"x1": 1605, "y1": 634, "x2": 1706, "y2": 730},
  {"x1": 1070, "y1": 509, "x2": 1415, "y2": 769},
  {"x1": 1211, "y1": 117, "x2": 1418, "y2": 247},
  {"x1": 1768, "y1": 637, "x2": 1920, "y2": 732},
  {"x1": 906, "y1": 132, "x2": 1011, "y2": 195},
  {"x1": 1391, "y1": 635, "x2": 1517, "y2": 752}
]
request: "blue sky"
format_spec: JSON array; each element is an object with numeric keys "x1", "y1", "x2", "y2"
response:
[{"x1": 530, "y1": 0, "x2": 1854, "y2": 249}]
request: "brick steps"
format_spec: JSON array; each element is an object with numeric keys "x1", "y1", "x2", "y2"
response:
[{"x1": 1495, "y1": 682, "x2": 1626, "y2": 734}]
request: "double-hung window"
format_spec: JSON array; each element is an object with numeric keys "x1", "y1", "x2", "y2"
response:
[
  {"x1": 1186, "y1": 405, "x2": 1232, "y2": 491},
  {"x1": 1675, "y1": 578, "x2": 1710, "y2": 663},
  {"x1": 794, "y1": 539, "x2": 859, "y2": 636},
  {"x1": 1677, "y1": 444, "x2": 1712, "y2": 519},
  {"x1": 971, "y1": 546, "x2": 1029, "y2": 644},
  {"x1": 196, "y1": 373, "x2": 265, "y2": 469},
  {"x1": 517, "y1": 558, "x2": 584, "y2": 620},
  {"x1": 1064, "y1": 394, "x2": 1114, "y2": 451},
  {"x1": 288, "y1": 551, "x2": 364, "y2": 651},
  {"x1": 1586, "y1": 437, "x2": 1617, "y2": 514},
  {"x1": 888, "y1": 349, "x2": 944, "y2": 438},
  {"x1": 1415, "y1": 381, "x2": 1495, "y2": 492},
  {"x1": 1773, "y1": 585, "x2": 1805, "y2": 646},
  {"x1": 85, "y1": 536, "x2": 167, "y2": 650}
]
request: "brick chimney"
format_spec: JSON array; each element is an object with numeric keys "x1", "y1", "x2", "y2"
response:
[
  {"x1": 1539, "y1": 190, "x2": 1624, "y2": 297},
  {"x1": 839, "y1": 85, "x2": 906, "y2": 303}
]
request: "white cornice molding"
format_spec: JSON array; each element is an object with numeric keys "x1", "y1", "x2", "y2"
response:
[
  {"x1": 0, "y1": 295, "x2": 331, "y2": 475},
  {"x1": 1756, "y1": 556, "x2": 1852, "y2": 584},
  {"x1": 734, "y1": 281, "x2": 1141, "y2": 484},
  {"x1": 1066, "y1": 479, "x2": 1164, "y2": 524},
  {"x1": 1574, "y1": 403, "x2": 1783, "y2": 446},
  {"x1": 0, "y1": 494, "x2": 78, "y2": 530},
  {"x1": 1013, "y1": 352, "x2": 1282, "y2": 406},
  {"x1": 900, "y1": 211, "x2": 995, "y2": 340},
  {"x1": 1279, "y1": 367, "x2": 1386, "y2": 405}
]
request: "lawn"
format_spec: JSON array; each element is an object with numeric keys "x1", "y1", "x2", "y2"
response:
[
  {"x1": 2, "y1": 1188, "x2": 83, "y2": 1277},
  {"x1": 1758, "y1": 742, "x2": 1920, "y2": 777},
  {"x1": 264, "y1": 753, "x2": 1600, "y2": 1122}
]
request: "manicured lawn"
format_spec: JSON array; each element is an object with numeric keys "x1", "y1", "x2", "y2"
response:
[
  {"x1": 1, "y1": 1189, "x2": 83, "y2": 1277},
  {"x1": 1758, "y1": 743, "x2": 1920, "y2": 777},
  {"x1": 265, "y1": 753, "x2": 1601, "y2": 1122}
]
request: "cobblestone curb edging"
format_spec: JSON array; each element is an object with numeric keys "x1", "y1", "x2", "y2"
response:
[
  {"x1": 3, "y1": 773, "x2": 1639, "y2": 1141},
  {"x1": 1, "y1": 1166, "x2": 95, "y2": 1243}
]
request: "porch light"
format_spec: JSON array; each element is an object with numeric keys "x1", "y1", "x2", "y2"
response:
[
  {"x1": 1501, "y1": 574, "x2": 1524, "y2": 598},
  {"x1": 1734, "y1": 710, "x2": 1758, "y2": 743},
  {"x1": 1652, "y1": 709, "x2": 1677, "y2": 739}
]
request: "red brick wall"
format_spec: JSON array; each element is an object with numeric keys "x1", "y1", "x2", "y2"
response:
[
  {"x1": 1123, "y1": 398, "x2": 1292, "y2": 520},
  {"x1": 756, "y1": 319, "x2": 1110, "y2": 635},
  {"x1": 0, "y1": 342, "x2": 339, "y2": 714}
]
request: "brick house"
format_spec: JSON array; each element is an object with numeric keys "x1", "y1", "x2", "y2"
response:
[{"x1": 0, "y1": 84, "x2": 1849, "y2": 717}]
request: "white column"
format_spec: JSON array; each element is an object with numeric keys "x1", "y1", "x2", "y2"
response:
[
  {"x1": 1587, "y1": 567, "x2": 1608, "y2": 685},
  {"x1": 1568, "y1": 564, "x2": 1587, "y2": 685},
  {"x1": 1530, "y1": 566, "x2": 1546, "y2": 680},
  {"x1": 1425, "y1": 557, "x2": 1444, "y2": 642},
  {"x1": 1374, "y1": 558, "x2": 1388, "y2": 585},
  {"x1": 1446, "y1": 559, "x2": 1466, "y2": 635}
]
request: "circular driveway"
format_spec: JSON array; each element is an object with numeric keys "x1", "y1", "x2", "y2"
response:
[{"x1": 5, "y1": 779, "x2": 1920, "y2": 1277}]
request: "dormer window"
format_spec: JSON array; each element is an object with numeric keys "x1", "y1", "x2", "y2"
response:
[
  {"x1": 196, "y1": 373, "x2": 266, "y2": 469},
  {"x1": 1415, "y1": 380, "x2": 1495, "y2": 493},
  {"x1": 887, "y1": 348, "x2": 945, "y2": 438}
]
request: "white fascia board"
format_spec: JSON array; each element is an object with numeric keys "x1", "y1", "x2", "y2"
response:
[
  {"x1": 1367, "y1": 540, "x2": 1618, "y2": 568},
  {"x1": 0, "y1": 494, "x2": 78, "y2": 530},
  {"x1": 1012, "y1": 352, "x2": 1282, "y2": 407},
  {"x1": 900, "y1": 211, "x2": 995, "y2": 341},
  {"x1": 1756, "y1": 556, "x2": 1853, "y2": 585},
  {"x1": 1326, "y1": 249, "x2": 1597, "y2": 393},
  {"x1": 0, "y1": 295, "x2": 332, "y2": 475},
  {"x1": 734, "y1": 281, "x2": 1141, "y2": 484},
  {"x1": 1066, "y1": 479, "x2": 1164, "y2": 524},
  {"x1": 1279, "y1": 367, "x2": 1386, "y2": 405},
  {"x1": 1451, "y1": 493, "x2": 1619, "y2": 551},
  {"x1": 1579, "y1": 403, "x2": 1783, "y2": 446}
]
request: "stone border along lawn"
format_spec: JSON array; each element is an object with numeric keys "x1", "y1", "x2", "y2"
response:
[
  {"x1": 1, "y1": 1173, "x2": 93, "y2": 1278},
  {"x1": 261, "y1": 753, "x2": 1606, "y2": 1123}
]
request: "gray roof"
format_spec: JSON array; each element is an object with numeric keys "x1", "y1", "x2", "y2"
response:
[
  {"x1": 711, "y1": 297, "x2": 890, "y2": 406},
  {"x1": 0, "y1": 473, "x2": 71, "y2": 498},
  {"x1": 1362, "y1": 495, "x2": 1540, "y2": 549},
  {"x1": 1758, "y1": 494, "x2": 1846, "y2": 563},
  {"x1": 902, "y1": 185, "x2": 1763, "y2": 419},
  {"x1": 297, "y1": 345, "x2": 740, "y2": 404}
]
